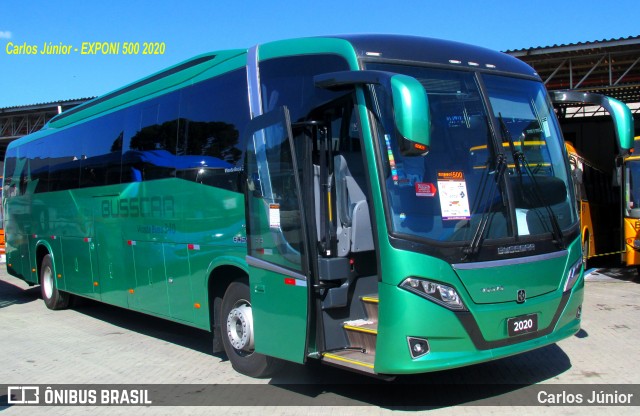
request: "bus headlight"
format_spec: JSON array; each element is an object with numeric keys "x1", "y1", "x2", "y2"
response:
[
  {"x1": 400, "y1": 277, "x2": 467, "y2": 311},
  {"x1": 563, "y1": 258, "x2": 583, "y2": 293}
]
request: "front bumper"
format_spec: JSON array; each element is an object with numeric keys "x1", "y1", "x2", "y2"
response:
[{"x1": 373, "y1": 275, "x2": 583, "y2": 374}]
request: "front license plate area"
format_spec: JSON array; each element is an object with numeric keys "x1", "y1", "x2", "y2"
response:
[{"x1": 507, "y1": 313, "x2": 538, "y2": 337}]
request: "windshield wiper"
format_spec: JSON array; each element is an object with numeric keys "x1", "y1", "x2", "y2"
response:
[
  {"x1": 498, "y1": 113, "x2": 565, "y2": 249},
  {"x1": 463, "y1": 152, "x2": 507, "y2": 259}
]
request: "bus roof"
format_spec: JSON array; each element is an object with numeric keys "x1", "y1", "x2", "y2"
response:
[{"x1": 332, "y1": 34, "x2": 539, "y2": 78}]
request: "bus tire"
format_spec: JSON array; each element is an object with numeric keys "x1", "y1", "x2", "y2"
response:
[
  {"x1": 40, "y1": 254, "x2": 70, "y2": 310},
  {"x1": 220, "y1": 280, "x2": 281, "y2": 378}
]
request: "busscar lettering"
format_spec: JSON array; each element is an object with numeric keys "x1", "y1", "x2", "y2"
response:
[{"x1": 102, "y1": 196, "x2": 175, "y2": 218}]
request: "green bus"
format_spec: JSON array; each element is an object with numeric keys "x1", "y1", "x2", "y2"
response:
[{"x1": 3, "y1": 35, "x2": 599, "y2": 378}]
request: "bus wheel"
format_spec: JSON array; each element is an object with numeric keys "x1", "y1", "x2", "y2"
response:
[
  {"x1": 220, "y1": 280, "x2": 281, "y2": 378},
  {"x1": 40, "y1": 254, "x2": 70, "y2": 310}
]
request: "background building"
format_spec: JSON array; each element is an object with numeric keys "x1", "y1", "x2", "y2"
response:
[
  {"x1": 506, "y1": 35, "x2": 640, "y2": 173},
  {"x1": 0, "y1": 99, "x2": 92, "y2": 174}
]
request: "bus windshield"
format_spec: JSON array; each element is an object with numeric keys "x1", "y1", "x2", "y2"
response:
[{"x1": 367, "y1": 63, "x2": 577, "y2": 247}]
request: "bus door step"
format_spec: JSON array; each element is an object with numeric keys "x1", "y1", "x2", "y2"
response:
[
  {"x1": 320, "y1": 294, "x2": 379, "y2": 375},
  {"x1": 321, "y1": 350, "x2": 375, "y2": 374}
]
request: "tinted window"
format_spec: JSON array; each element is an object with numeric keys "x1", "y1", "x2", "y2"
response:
[
  {"x1": 49, "y1": 131, "x2": 81, "y2": 191},
  {"x1": 29, "y1": 141, "x2": 49, "y2": 193},
  {"x1": 3, "y1": 148, "x2": 17, "y2": 198},
  {"x1": 123, "y1": 91, "x2": 180, "y2": 181},
  {"x1": 259, "y1": 54, "x2": 350, "y2": 123},
  {"x1": 176, "y1": 69, "x2": 250, "y2": 192},
  {"x1": 80, "y1": 111, "x2": 125, "y2": 188}
]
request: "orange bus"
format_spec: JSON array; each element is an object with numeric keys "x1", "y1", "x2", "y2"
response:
[
  {"x1": 565, "y1": 142, "x2": 613, "y2": 264},
  {"x1": 621, "y1": 137, "x2": 640, "y2": 268}
]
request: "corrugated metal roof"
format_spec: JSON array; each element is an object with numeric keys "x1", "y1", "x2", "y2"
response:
[
  {"x1": 505, "y1": 36, "x2": 640, "y2": 105},
  {"x1": 504, "y1": 35, "x2": 640, "y2": 56},
  {"x1": 0, "y1": 97, "x2": 95, "y2": 113}
]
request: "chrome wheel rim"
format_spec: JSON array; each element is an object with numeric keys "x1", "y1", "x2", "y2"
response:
[
  {"x1": 226, "y1": 299, "x2": 254, "y2": 353},
  {"x1": 42, "y1": 266, "x2": 54, "y2": 300}
]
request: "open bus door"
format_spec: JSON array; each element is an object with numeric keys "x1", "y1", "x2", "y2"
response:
[{"x1": 242, "y1": 106, "x2": 311, "y2": 364}]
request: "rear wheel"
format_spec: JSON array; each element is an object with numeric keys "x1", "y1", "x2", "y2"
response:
[
  {"x1": 40, "y1": 254, "x2": 69, "y2": 310},
  {"x1": 220, "y1": 280, "x2": 281, "y2": 378}
]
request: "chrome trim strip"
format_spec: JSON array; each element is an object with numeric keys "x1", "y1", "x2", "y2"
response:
[
  {"x1": 247, "y1": 45, "x2": 263, "y2": 119},
  {"x1": 246, "y1": 255, "x2": 307, "y2": 281},
  {"x1": 452, "y1": 250, "x2": 568, "y2": 270}
]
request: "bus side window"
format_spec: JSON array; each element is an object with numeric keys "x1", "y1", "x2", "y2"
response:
[
  {"x1": 176, "y1": 69, "x2": 249, "y2": 193},
  {"x1": 125, "y1": 92, "x2": 180, "y2": 181}
]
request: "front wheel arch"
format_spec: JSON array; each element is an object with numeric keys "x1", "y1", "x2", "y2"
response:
[{"x1": 208, "y1": 264, "x2": 247, "y2": 353}]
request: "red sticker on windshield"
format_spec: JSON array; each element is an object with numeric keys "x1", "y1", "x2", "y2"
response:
[{"x1": 415, "y1": 182, "x2": 437, "y2": 197}]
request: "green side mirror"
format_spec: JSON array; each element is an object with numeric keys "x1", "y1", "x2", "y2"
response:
[
  {"x1": 315, "y1": 70, "x2": 431, "y2": 155},
  {"x1": 605, "y1": 97, "x2": 634, "y2": 152},
  {"x1": 390, "y1": 74, "x2": 430, "y2": 156},
  {"x1": 551, "y1": 91, "x2": 635, "y2": 154}
]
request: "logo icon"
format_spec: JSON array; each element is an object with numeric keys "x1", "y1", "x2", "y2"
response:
[
  {"x1": 7, "y1": 386, "x2": 40, "y2": 404},
  {"x1": 517, "y1": 289, "x2": 526, "y2": 304}
]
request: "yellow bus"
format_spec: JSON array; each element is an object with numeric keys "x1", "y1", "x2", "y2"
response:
[
  {"x1": 622, "y1": 137, "x2": 640, "y2": 268},
  {"x1": 564, "y1": 142, "x2": 611, "y2": 264}
]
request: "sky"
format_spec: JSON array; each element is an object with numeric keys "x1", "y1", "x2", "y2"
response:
[{"x1": 0, "y1": 0, "x2": 638, "y2": 108}]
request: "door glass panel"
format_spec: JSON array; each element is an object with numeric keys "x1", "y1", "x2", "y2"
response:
[{"x1": 245, "y1": 107, "x2": 305, "y2": 271}]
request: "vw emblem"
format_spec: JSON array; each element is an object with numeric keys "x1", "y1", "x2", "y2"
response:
[{"x1": 517, "y1": 289, "x2": 526, "y2": 303}]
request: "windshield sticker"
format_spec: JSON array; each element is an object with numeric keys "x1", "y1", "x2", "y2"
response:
[
  {"x1": 437, "y1": 171, "x2": 471, "y2": 220},
  {"x1": 398, "y1": 178, "x2": 411, "y2": 187},
  {"x1": 395, "y1": 164, "x2": 412, "y2": 187},
  {"x1": 384, "y1": 134, "x2": 399, "y2": 185},
  {"x1": 415, "y1": 182, "x2": 437, "y2": 197},
  {"x1": 269, "y1": 203, "x2": 280, "y2": 228}
]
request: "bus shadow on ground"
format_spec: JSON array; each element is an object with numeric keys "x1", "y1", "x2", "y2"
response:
[
  {"x1": 56, "y1": 293, "x2": 216, "y2": 358},
  {"x1": 586, "y1": 266, "x2": 640, "y2": 283},
  {"x1": 0, "y1": 274, "x2": 216, "y2": 357},
  {"x1": 586, "y1": 256, "x2": 640, "y2": 283},
  {"x1": 269, "y1": 343, "x2": 572, "y2": 408},
  {"x1": 0, "y1": 279, "x2": 40, "y2": 309}
]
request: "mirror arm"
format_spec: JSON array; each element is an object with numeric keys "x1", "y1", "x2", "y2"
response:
[{"x1": 314, "y1": 70, "x2": 397, "y2": 91}]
